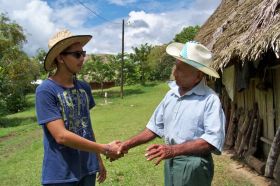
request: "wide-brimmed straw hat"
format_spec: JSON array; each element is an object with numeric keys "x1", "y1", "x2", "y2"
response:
[
  {"x1": 44, "y1": 29, "x2": 92, "y2": 71},
  {"x1": 166, "y1": 41, "x2": 220, "y2": 78}
]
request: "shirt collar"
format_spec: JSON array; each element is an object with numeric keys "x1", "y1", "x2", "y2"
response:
[{"x1": 168, "y1": 78, "x2": 207, "y2": 97}]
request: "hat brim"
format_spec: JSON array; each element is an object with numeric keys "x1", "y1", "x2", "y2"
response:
[
  {"x1": 166, "y1": 42, "x2": 220, "y2": 78},
  {"x1": 44, "y1": 35, "x2": 92, "y2": 71}
]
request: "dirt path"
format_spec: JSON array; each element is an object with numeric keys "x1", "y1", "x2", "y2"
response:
[{"x1": 222, "y1": 150, "x2": 277, "y2": 186}]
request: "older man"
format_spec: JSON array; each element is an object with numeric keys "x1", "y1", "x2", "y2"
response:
[{"x1": 117, "y1": 41, "x2": 225, "y2": 186}]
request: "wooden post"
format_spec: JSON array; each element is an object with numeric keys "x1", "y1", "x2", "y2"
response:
[
  {"x1": 265, "y1": 126, "x2": 280, "y2": 178},
  {"x1": 225, "y1": 104, "x2": 237, "y2": 148},
  {"x1": 234, "y1": 108, "x2": 245, "y2": 152},
  {"x1": 273, "y1": 154, "x2": 280, "y2": 183},
  {"x1": 255, "y1": 118, "x2": 262, "y2": 148},
  {"x1": 245, "y1": 155, "x2": 265, "y2": 175},
  {"x1": 120, "y1": 19, "x2": 124, "y2": 99},
  {"x1": 237, "y1": 110, "x2": 253, "y2": 156},
  {"x1": 240, "y1": 110, "x2": 252, "y2": 134},
  {"x1": 248, "y1": 118, "x2": 258, "y2": 152}
]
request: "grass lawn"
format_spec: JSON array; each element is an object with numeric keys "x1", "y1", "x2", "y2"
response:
[{"x1": 0, "y1": 82, "x2": 254, "y2": 186}]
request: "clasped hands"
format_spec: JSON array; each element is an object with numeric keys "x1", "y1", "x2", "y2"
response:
[{"x1": 104, "y1": 141, "x2": 175, "y2": 165}]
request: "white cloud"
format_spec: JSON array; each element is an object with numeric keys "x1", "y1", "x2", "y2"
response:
[
  {"x1": 0, "y1": 0, "x2": 94, "y2": 56},
  {"x1": 52, "y1": 5, "x2": 89, "y2": 28},
  {"x1": 94, "y1": 0, "x2": 222, "y2": 54},
  {"x1": 11, "y1": 1, "x2": 55, "y2": 55},
  {"x1": 0, "y1": 0, "x2": 221, "y2": 56},
  {"x1": 106, "y1": 0, "x2": 137, "y2": 6},
  {"x1": 0, "y1": 0, "x2": 56, "y2": 55}
]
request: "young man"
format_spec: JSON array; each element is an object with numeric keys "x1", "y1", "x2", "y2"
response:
[
  {"x1": 117, "y1": 41, "x2": 225, "y2": 186},
  {"x1": 35, "y1": 30, "x2": 120, "y2": 186}
]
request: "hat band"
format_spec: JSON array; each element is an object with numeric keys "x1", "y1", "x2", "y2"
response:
[
  {"x1": 179, "y1": 41, "x2": 209, "y2": 69},
  {"x1": 185, "y1": 59, "x2": 206, "y2": 69}
]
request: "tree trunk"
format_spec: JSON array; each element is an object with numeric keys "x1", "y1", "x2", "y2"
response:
[
  {"x1": 265, "y1": 126, "x2": 280, "y2": 178},
  {"x1": 246, "y1": 116, "x2": 260, "y2": 156},
  {"x1": 273, "y1": 154, "x2": 280, "y2": 183},
  {"x1": 234, "y1": 109, "x2": 245, "y2": 152},
  {"x1": 237, "y1": 110, "x2": 253, "y2": 156},
  {"x1": 225, "y1": 103, "x2": 237, "y2": 148},
  {"x1": 240, "y1": 110, "x2": 253, "y2": 134},
  {"x1": 245, "y1": 155, "x2": 265, "y2": 175}
]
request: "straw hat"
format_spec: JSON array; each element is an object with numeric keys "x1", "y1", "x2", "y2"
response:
[
  {"x1": 44, "y1": 29, "x2": 92, "y2": 71},
  {"x1": 166, "y1": 41, "x2": 220, "y2": 78}
]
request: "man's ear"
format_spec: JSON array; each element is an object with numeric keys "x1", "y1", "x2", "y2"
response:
[
  {"x1": 195, "y1": 71, "x2": 204, "y2": 83},
  {"x1": 198, "y1": 71, "x2": 204, "y2": 79},
  {"x1": 56, "y1": 55, "x2": 64, "y2": 64}
]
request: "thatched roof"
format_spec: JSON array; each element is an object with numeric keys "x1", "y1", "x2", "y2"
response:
[{"x1": 195, "y1": 0, "x2": 280, "y2": 70}]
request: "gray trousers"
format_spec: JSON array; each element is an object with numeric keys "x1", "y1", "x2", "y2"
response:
[{"x1": 164, "y1": 154, "x2": 214, "y2": 186}]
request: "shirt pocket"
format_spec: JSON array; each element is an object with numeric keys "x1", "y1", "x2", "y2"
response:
[{"x1": 178, "y1": 114, "x2": 200, "y2": 141}]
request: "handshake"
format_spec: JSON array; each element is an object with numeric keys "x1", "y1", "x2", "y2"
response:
[
  {"x1": 102, "y1": 140, "x2": 175, "y2": 165},
  {"x1": 103, "y1": 140, "x2": 128, "y2": 161}
]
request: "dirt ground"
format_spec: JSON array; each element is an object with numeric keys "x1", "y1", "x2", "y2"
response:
[{"x1": 222, "y1": 150, "x2": 278, "y2": 186}]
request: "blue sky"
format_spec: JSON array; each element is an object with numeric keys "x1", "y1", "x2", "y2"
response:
[{"x1": 0, "y1": 0, "x2": 221, "y2": 56}]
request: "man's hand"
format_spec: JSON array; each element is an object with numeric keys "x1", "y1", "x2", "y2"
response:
[
  {"x1": 117, "y1": 141, "x2": 129, "y2": 155},
  {"x1": 145, "y1": 144, "x2": 175, "y2": 165},
  {"x1": 97, "y1": 158, "x2": 107, "y2": 183},
  {"x1": 105, "y1": 140, "x2": 124, "y2": 161}
]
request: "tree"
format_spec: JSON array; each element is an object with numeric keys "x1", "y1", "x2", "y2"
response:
[
  {"x1": 147, "y1": 45, "x2": 175, "y2": 81},
  {"x1": 0, "y1": 13, "x2": 39, "y2": 114},
  {"x1": 79, "y1": 54, "x2": 116, "y2": 93},
  {"x1": 31, "y1": 48, "x2": 47, "y2": 80},
  {"x1": 109, "y1": 53, "x2": 140, "y2": 85},
  {"x1": 173, "y1": 25, "x2": 200, "y2": 43},
  {"x1": 131, "y1": 43, "x2": 152, "y2": 85}
]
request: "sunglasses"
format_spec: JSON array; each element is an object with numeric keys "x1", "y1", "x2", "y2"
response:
[{"x1": 61, "y1": 51, "x2": 86, "y2": 59}]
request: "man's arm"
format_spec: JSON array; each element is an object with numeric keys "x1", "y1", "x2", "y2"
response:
[
  {"x1": 145, "y1": 138, "x2": 215, "y2": 165},
  {"x1": 46, "y1": 119, "x2": 120, "y2": 158},
  {"x1": 172, "y1": 138, "x2": 214, "y2": 156},
  {"x1": 118, "y1": 128, "x2": 157, "y2": 154}
]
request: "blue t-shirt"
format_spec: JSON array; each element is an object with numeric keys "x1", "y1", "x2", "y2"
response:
[{"x1": 35, "y1": 79, "x2": 99, "y2": 184}]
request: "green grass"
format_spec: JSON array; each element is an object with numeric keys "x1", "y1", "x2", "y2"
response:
[{"x1": 0, "y1": 82, "x2": 254, "y2": 186}]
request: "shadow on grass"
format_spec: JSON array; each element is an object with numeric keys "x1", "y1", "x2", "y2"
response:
[
  {"x1": 0, "y1": 116, "x2": 37, "y2": 128},
  {"x1": 94, "y1": 88, "x2": 145, "y2": 99},
  {"x1": 142, "y1": 82, "x2": 158, "y2": 87},
  {"x1": 93, "y1": 82, "x2": 160, "y2": 99},
  {"x1": 25, "y1": 94, "x2": 35, "y2": 109}
]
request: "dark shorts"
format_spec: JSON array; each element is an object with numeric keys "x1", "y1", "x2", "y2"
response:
[
  {"x1": 43, "y1": 174, "x2": 96, "y2": 186},
  {"x1": 164, "y1": 154, "x2": 214, "y2": 186}
]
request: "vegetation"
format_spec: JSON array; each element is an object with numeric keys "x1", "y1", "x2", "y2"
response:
[
  {"x1": 0, "y1": 13, "x2": 40, "y2": 115},
  {"x1": 0, "y1": 7, "x2": 268, "y2": 186},
  {"x1": 80, "y1": 54, "x2": 116, "y2": 92},
  {"x1": 0, "y1": 83, "x2": 254, "y2": 186},
  {"x1": 0, "y1": 13, "x2": 199, "y2": 120},
  {"x1": 173, "y1": 25, "x2": 200, "y2": 43},
  {"x1": 147, "y1": 45, "x2": 175, "y2": 81},
  {"x1": 130, "y1": 43, "x2": 152, "y2": 85}
]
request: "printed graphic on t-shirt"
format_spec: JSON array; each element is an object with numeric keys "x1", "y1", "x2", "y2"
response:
[{"x1": 57, "y1": 88, "x2": 92, "y2": 139}]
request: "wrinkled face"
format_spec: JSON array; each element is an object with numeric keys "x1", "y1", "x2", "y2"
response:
[
  {"x1": 57, "y1": 42, "x2": 85, "y2": 74},
  {"x1": 173, "y1": 60, "x2": 203, "y2": 91}
]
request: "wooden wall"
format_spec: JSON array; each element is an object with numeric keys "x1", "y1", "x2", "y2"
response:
[
  {"x1": 255, "y1": 78, "x2": 274, "y2": 157},
  {"x1": 235, "y1": 77, "x2": 275, "y2": 157},
  {"x1": 273, "y1": 67, "x2": 280, "y2": 129},
  {"x1": 272, "y1": 67, "x2": 280, "y2": 181}
]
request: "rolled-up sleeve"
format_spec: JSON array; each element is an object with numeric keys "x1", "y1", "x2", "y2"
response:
[
  {"x1": 146, "y1": 99, "x2": 165, "y2": 137},
  {"x1": 200, "y1": 95, "x2": 226, "y2": 155}
]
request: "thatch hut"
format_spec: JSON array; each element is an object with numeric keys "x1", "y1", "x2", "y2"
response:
[{"x1": 195, "y1": 0, "x2": 280, "y2": 182}]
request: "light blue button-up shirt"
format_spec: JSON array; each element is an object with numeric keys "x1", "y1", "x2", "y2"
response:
[{"x1": 146, "y1": 79, "x2": 225, "y2": 154}]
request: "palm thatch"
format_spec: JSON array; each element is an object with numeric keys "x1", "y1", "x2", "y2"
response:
[{"x1": 195, "y1": 0, "x2": 280, "y2": 70}]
